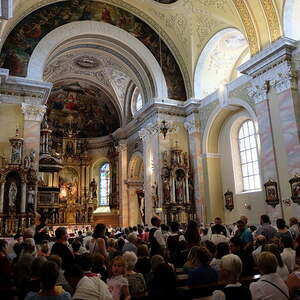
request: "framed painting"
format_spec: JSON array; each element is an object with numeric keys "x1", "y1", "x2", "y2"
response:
[
  {"x1": 264, "y1": 179, "x2": 279, "y2": 207},
  {"x1": 289, "y1": 175, "x2": 300, "y2": 204},
  {"x1": 224, "y1": 190, "x2": 234, "y2": 211}
]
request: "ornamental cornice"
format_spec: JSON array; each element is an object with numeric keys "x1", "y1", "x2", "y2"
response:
[
  {"x1": 21, "y1": 103, "x2": 47, "y2": 121},
  {"x1": 238, "y1": 37, "x2": 297, "y2": 78}
]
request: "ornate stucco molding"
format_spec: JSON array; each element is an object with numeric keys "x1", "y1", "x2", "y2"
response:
[
  {"x1": 260, "y1": 0, "x2": 282, "y2": 42},
  {"x1": 21, "y1": 103, "x2": 47, "y2": 122},
  {"x1": 116, "y1": 141, "x2": 128, "y2": 153},
  {"x1": 232, "y1": 0, "x2": 259, "y2": 55},
  {"x1": 247, "y1": 81, "x2": 269, "y2": 104},
  {"x1": 271, "y1": 61, "x2": 298, "y2": 93}
]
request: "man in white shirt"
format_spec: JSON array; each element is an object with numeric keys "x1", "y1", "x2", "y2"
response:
[
  {"x1": 281, "y1": 236, "x2": 296, "y2": 273},
  {"x1": 149, "y1": 216, "x2": 166, "y2": 256},
  {"x1": 252, "y1": 235, "x2": 266, "y2": 265},
  {"x1": 65, "y1": 264, "x2": 112, "y2": 300}
]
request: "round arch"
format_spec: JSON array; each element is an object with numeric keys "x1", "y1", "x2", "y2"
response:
[
  {"x1": 283, "y1": 0, "x2": 300, "y2": 40},
  {"x1": 128, "y1": 151, "x2": 144, "y2": 180},
  {"x1": 202, "y1": 98, "x2": 257, "y2": 154},
  {"x1": 194, "y1": 28, "x2": 250, "y2": 100},
  {"x1": 27, "y1": 21, "x2": 168, "y2": 100}
]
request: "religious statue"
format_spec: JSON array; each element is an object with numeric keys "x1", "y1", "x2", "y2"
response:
[
  {"x1": 27, "y1": 187, "x2": 35, "y2": 213},
  {"x1": 9, "y1": 181, "x2": 18, "y2": 208},
  {"x1": 139, "y1": 196, "x2": 145, "y2": 222},
  {"x1": 175, "y1": 173, "x2": 185, "y2": 203},
  {"x1": 29, "y1": 151, "x2": 36, "y2": 168},
  {"x1": 162, "y1": 177, "x2": 171, "y2": 203},
  {"x1": 151, "y1": 182, "x2": 158, "y2": 208},
  {"x1": 11, "y1": 144, "x2": 21, "y2": 164},
  {"x1": 89, "y1": 178, "x2": 97, "y2": 198},
  {"x1": 23, "y1": 155, "x2": 30, "y2": 168}
]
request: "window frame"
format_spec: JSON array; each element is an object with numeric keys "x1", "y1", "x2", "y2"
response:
[
  {"x1": 99, "y1": 162, "x2": 110, "y2": 206},
  {"x1": 237, "y1": 120, "x2": 261, "y2": 192}
]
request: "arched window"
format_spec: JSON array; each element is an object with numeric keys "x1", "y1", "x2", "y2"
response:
[
  {"x1": 136, "y1": 94, "x2": 142, "y2": 111},
  {"x1": 131, "y1": 86, "x2": 143, "y2": 115},
  {"x1": 99, "y1": 163, "x2": 110, "y2": 206},
  {"x1": 238, "y1": 120, "x2": 261, "y2": 191}
]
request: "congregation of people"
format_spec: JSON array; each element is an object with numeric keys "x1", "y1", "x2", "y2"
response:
[{"x1": 1, "y1": 214, "x2": 300, "y2": 299}]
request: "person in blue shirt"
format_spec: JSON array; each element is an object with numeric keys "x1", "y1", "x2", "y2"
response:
[
  {"x1": 187, "y1": 246, "x2": 218, "y2": 286},
  {"x1": 235, "y1": 219, "x2": 253, "y2": 250}
]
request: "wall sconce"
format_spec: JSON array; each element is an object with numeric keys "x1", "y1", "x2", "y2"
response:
[
  {"x1": 244, "y1": 203, "x2": 251, "y2": 210},
  {"x1": 282, "y1": 198, "x2": 292, "y2": 206},
  {"x1": 160, "y1": 120, "x2": 176, "y2": 139}
]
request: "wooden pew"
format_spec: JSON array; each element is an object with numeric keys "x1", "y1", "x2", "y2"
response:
[{"x1": 177, "y1": 274, "x2": 261, "y2": 298}]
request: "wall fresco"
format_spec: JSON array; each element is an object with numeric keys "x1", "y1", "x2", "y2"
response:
[
  {"x1": 47, "y1": 80, "x2": 120, "y2": 138},
  {"x1": 0, "y1": 0, "x2": 186, "y2": 100}
]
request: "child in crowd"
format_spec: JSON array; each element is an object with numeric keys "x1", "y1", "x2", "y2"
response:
[{"x1": 107, "y1": 256, "x2": 130, "y2": 300}]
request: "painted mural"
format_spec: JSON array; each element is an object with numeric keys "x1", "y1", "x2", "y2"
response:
[
  {"x1": 47, "y1": 80, "x2": 120, "y2": 138},
  {"x1": 0, "y1": 0, "x2": 186, "y2": 100}
]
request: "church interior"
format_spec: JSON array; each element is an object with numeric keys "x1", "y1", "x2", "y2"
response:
[{"x1": 0, "y1": 0, "x2": 300, "y2": 235}]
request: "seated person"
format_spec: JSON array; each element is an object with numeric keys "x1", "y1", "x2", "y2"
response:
[
  {"x1": 212, "y1": 254, "x2": 252, "y2": 300},
  {"x1": 183, "y1": 246, "x2": 201, "y2": 274},
  {"x1": 250, "y1": 252, "x2": 289, "y2": 300},
  {"x1": 187, "y1": 247, "x2": 218, "y2": 286}
]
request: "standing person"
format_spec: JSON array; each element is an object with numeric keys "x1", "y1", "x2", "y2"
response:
[
  {"x1": 149, "y1": 216, "x2": 166, "y2": 256},
  {"x1": 88, "y1": 224, "x2": 108, "y2": 258},
  {"x1": 250, "y1": 252, "x2": 289, "y2": 300},
  {"x1": 235, "y1": 220, "x2": 253, "y2": 249},
  {"x1": 281, "y1": 236, "x2": 296, "y2": 273},
  {"x1": 255, "y1": 214, "x2": 277, "y2": 242},
  {"x1": 185, "y1": 220, "x2": 201, "y2": 249},
  {"x1": 50, "y1": 227, "x2": 74, "y2": 270},
  {"x1": 107, "y1": 256, "x2": 130, "y2": 300},
  {"x1": 209, "y1": 217, "x2": 230, "y2": 238},
  {"x1": 289, "y1": 217, "x2": 299, "y2": 240},
  {"x1": 210, "y1": 224, "x2": 229, "y2": 245},
  {"x1": 276, "y1": 218, "x2": 293, "y2": 240}
]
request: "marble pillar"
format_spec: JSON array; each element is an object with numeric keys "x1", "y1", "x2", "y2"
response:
[
  {"x1": 117, "y1": 140, "x2": 129, "y2": 227},
  {"x1": 184, "y1": 114, "x2": 205, "y2": 223}
]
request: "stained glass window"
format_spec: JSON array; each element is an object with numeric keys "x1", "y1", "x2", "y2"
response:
[
  {"x1": 238, "y1": 120, "x2": 261, "y2": 191},
  {"x1": 99, "y1": 163, "x2": 110, "y2": 206}
]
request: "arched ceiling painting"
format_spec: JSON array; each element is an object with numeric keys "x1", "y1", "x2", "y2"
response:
[
  {"x1": 0, "y1": 0, "x2": 186, "y2": 100},
  {"x1": 47, "y1": 80, "x2": 120, "y2": 138}
]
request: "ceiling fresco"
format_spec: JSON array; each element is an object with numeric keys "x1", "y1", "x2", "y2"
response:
[
  {"x1": 0, "y1": 0, "x2": 186, "y2": 100},
  {"x1": 47, "y1": 80, "x2": 120, "y2": 138}
]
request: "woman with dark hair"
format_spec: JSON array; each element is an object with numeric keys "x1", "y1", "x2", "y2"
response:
[
  {"x1": 25, "y1": 261, "x2": 71, "y2": 299},
  {"x1": 0, "y1": 239, "x2": 14, "y2": 300},
  {"x1": 210, "y1": 242, "x2": 230, "y2": 272},
  {"x1": 88, "y1": 224, "x2": 108, "y2": 258},
  {"x1": 184, "y1": 220, "x2": 201, "y2": 249},
  {"x1": 276, "y1": 218, "x2": 293, "y2": 241}
]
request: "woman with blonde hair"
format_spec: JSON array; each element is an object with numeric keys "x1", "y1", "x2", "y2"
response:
[{"x1": 250, "y1": 252, "x2": 289, "y2": 300}]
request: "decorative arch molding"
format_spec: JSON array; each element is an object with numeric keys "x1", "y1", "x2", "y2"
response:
[
  {"x1": 283, "y1": 0, "x2": 300, "y2": 41},
  {"x1": 194, "y1": 28, "x2": 249, "y2": 100},
  {"x1": 202, "y1": 98, "x2": 257, "y2": 154},
  {"x1": 128, "y1": 151, "x2": 144, "y2": 180},
  {"x1": 1, "y1": 0, "x2": 188, "y2": 100},
  {"x1": 26, "y1": 22, "x2": 168, "y2": 102}
]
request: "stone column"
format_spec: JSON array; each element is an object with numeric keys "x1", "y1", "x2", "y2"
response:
[
  {"x1": 20, "y1": 181, "x2": 27, "y2": 213},
  {"x1": 117, "y1": 140, "x2": 128, "y2": 227},
  {"x1": 139, "y1": 128, "x2": 154, "y2": 225},
  {"x1": 21, "y1": 103, "x2": 47, "y2": 169},
  {"x1": 184, "y1": 114, "x2": 205, "y2": 223},
  {"x1": 0, "y1": 181, "x2": 5, "y2": 213}
]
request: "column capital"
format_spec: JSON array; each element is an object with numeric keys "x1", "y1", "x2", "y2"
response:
[
  {"x1": 271, "y1": 61, "x2": 297, "y2": 93},
  {"x1": 248, "y1": 81, "x2": 269, "y2": 104},
  {"x1": 21, "y1": 103, "x2": 47, "y2": 121},
  {"x1": 116, "y1": 140, "x2": 127, "y2": 153},
  {"x1": 184, "y1": 115, "x2": 201, "y2": 134}
]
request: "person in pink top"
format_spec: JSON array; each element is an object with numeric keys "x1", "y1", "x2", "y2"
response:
[{"x1": 107, "y1": 256, "x2": 130, "y2": 300}]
